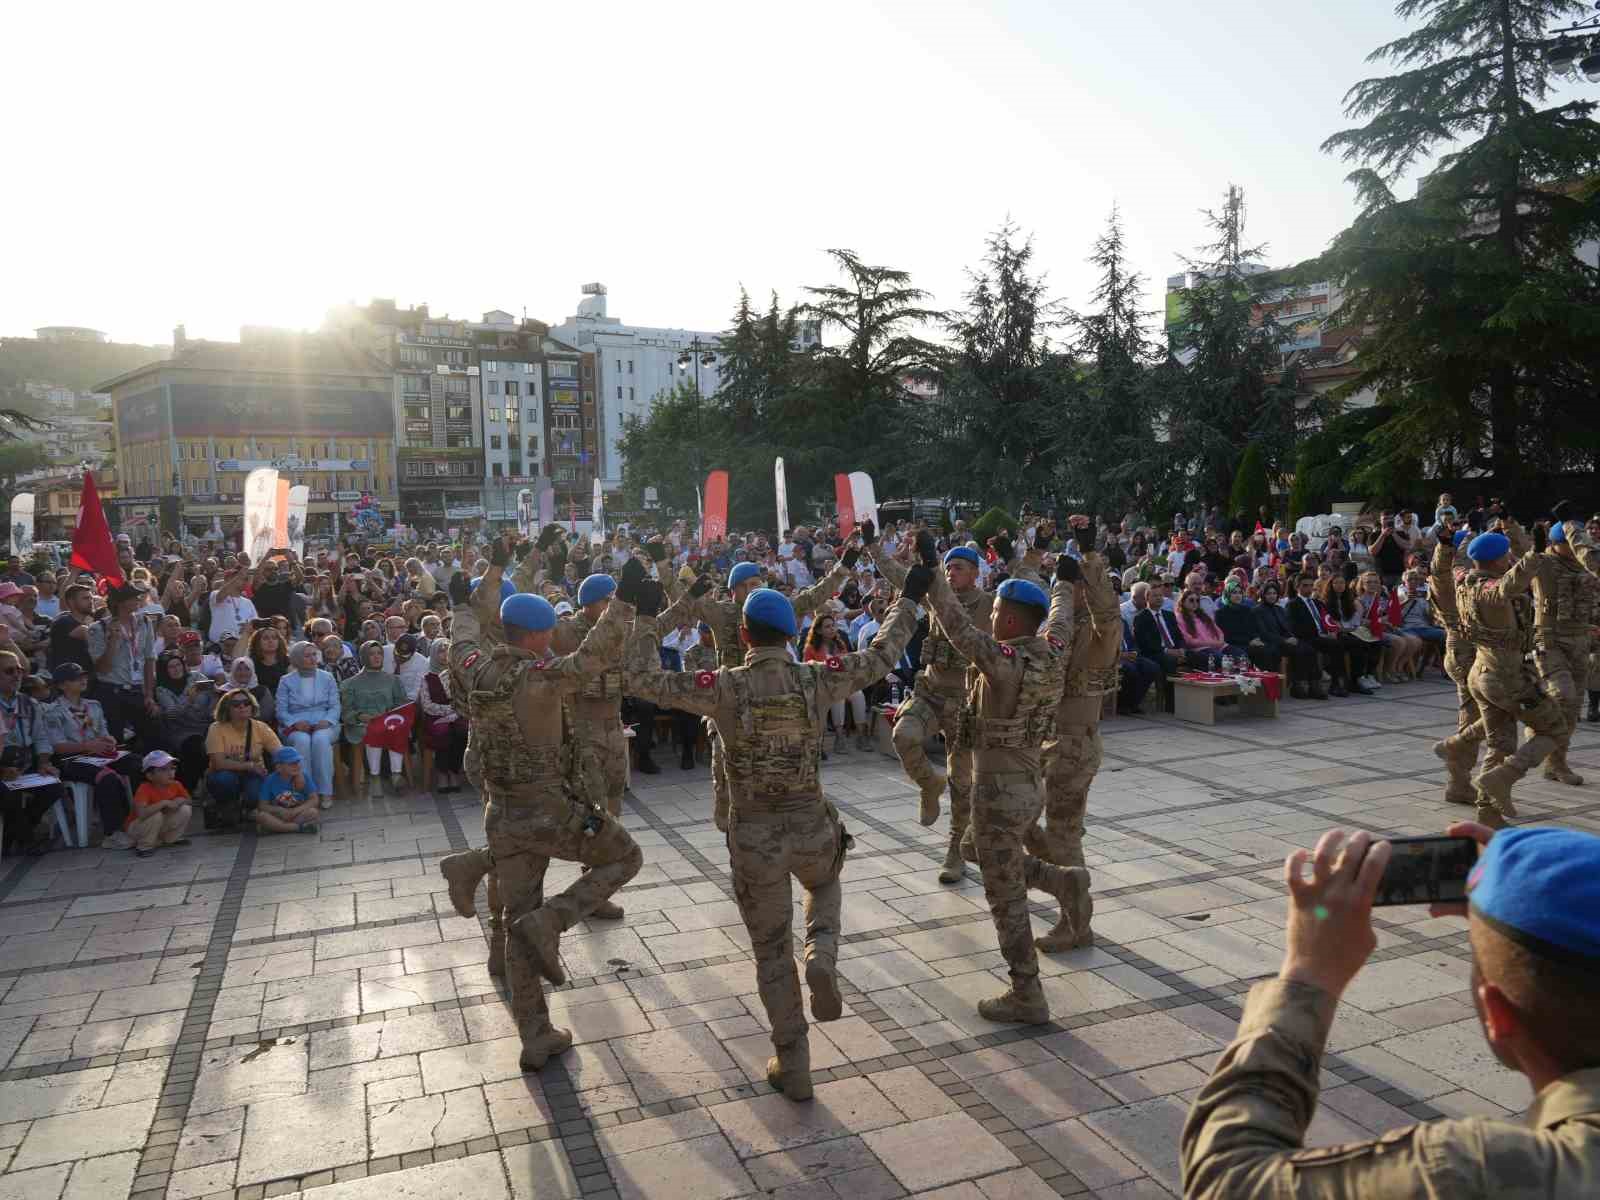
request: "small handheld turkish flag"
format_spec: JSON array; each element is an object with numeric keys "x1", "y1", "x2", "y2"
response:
[
  {"x1": 70, "y1": 471, "x2": 124, "y2": 586},
  {"x1": 362, "y1": 702, "x2": 416, "y2": 753}
]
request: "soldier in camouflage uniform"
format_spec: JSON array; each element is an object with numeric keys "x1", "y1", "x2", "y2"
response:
[
  {"x1": 1429, "y1": 528, "x2": 1481, "y2": 805},
  {"x1": 923, "y1": 544, "x2": 1088, "y2": 1024},
  {"x1": 1033, "y1": 516, "x2": 1121, "y2": 952},
  {"x1": 861, "y1": 521, "x2": 990, "y2": 881},
  {"x1": 656, "y1": 553, "x2": 854, "y2": 831},
  {"x1": 435, "y1": 544, "x2": 645, "y2": 1070},
  {"x1": 624, "y1": 581, "x2": 924, "y2": 1101},
  {"x1": 1527, "y1": 510, "x2": 1600, "y2": 785}
]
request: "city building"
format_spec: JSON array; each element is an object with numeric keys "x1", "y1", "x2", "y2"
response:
[
  {"x1": 472, "y1": 311, "x2": 547, "y2": 524},
  {"x1": 97, "y1": 324, "x2": 395, "y2": 539},
  {"x1": 548, "y1": 283, "x2": 727, "y2": 491},
  {"x1": 33, "y1": 326, "x2": 108, "y2": 344}
]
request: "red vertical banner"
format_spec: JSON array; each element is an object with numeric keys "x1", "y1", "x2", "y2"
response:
[
  {"x1": 702, "y1": 470, "x2": 729, "y2": 545},
  {"x1": 834, "y1": 473, "x2": 855, "y2": 541},
  {"x1": 273, "y1": 478, "x2": 291, "y2": 549}
]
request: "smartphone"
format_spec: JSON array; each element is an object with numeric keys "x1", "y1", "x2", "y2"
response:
[{"x1": 1372, "y1": 835, "x2": 1478, "y2": 907}]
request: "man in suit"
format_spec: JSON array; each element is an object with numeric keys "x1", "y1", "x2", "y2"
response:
[
  {"x1": 1286, "y1": 573, "x2": 1350, "y2": 698},
  {"x1": 1117, "y1": 610, "x2": 1162, "y2": 715},
  {"x1": 1132, "y1": 581, "x2": 1188, "y2": 676}
]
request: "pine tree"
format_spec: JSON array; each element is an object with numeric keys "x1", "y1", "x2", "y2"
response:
[
  {"x1": 1311, "y1": 0, "x2": 1600, "y2": 503},
  {"x1": 1228, "y1": 443, "x2": 1272, "y2": 525}
]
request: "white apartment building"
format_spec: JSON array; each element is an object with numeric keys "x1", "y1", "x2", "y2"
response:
[{"x1": 548, "y1": 284, "x2": 727, "y2": 491}]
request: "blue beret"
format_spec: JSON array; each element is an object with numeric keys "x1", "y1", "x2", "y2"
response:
[
  {"x1": 997, "y1": 578, "x2": 1049, "y2": 612},
  {"x1": 1452, "y1": 528, "x2": 1471, "y2": 550},
  {"x1": 1467, "y1": 531, "x2": 1510, "y2": 562},
  {"x1": 470, "y1": 576, "x2": 516, "y2": 602},
  {"x1": 500, "y1": 593, "x2": 557, "y2": 633},
  {"x1": 577, "y1": 573, "x2": 616, "y2": 606},
  {"x1": 1469, "y1": 827, "x2": 1600, "y2": 964},
  {"x1": 728, "y1": 562, "x2": 761, "y2": 589},
  {"x1": 742, "y1": 587, "x2": 797, "y2": 637},
  {"x1": 1549, "y1": 520, "x2": 1567, "y2": 544},
  {"x1": 944, "y1": 547, "x2": 981, "y2": 568}
]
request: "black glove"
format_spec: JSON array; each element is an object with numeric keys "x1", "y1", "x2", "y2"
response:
[
  {"x1": 689, "y1": 574, "x2": 714, "y2": 598},
  {"x1": 902, "y1": 564, "x2": 934, "y2": 602},
  {"x1": 1077, "y1": 515, "x2": 1097, "y2": 554},
  {"x1": 915, "y1": 530, "x2": 938, "y2": 567},
  {"x1": 842, "y1": 546, "x2": 860, "y2": 570},
  {"x1": 1534, "y1": 522, "x2": 1548, "y2": 554},
  {"x1": 636, "y1": 580, "x2": 664, "y2": 618},
  {"x1": 489, "y1": 537, "x2": 511, "y2": 568},
  {"x1": 448, "y1": 572, "x2": 470, "y2": 606},
  {"x1": 616, "y1": 558, "x2": 648, "y2": 606},
  {"x1": 992, "y1": 535, "x2": 1014, "y2": 564},
  {"x1": 859, "y1": 520, "x2": 876, "y2": 546},
  {"x1": 645, "y1": 540, "x2": 668, "y2": 563},
  {"x1": 1056, "y1": 554, "x2": 1082, "y2": 583}
]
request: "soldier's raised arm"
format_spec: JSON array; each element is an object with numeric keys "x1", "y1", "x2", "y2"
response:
[
  {"x1": 1429, "y1": 534, "x2": 1461, "y2": 624},
  {"x1": 814, "y1": 583, "x2": 925, "y2": 708},
  {"x1": 861, "y1": 521, "x2": 909, "y2": 589},
  {"x1": 792, "y1": 551, "x2": 855, "y2": 620},
  {"x1": 656, "y1": 569, "x2": 715, "y2": 632}
]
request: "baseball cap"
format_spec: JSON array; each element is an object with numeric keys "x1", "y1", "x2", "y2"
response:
[
  {"x1": 272, "y1": 746, "x2": 302, "y2": 766},
  {"x1": 142, "y1": 750, "x2": 177, "y2": 770}
]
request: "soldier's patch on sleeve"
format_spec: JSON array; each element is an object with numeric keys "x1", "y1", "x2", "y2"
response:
[
  {"x1": 695, "y1": 670, "x2": 716, "y2": 689},
  {"x1": 1046, "y1": 634, "x2": 1063, "y2": 651},
  {"x1": 532, "y1": 659, "x2": 548, "y2": 671},
  {"x1": 825, "y1": 655, "x2": 843, "y2": 671},
  {"x1": 1000, "y1": 644, "x2": 1016, "y2": 658},
  {"x1": 461, "y1": 651, "x2": 480, "y2": 671}
]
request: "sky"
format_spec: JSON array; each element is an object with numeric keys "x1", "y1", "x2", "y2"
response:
[{"x1": 4, "y1": 0, "x2": 1456, "y2": 348}]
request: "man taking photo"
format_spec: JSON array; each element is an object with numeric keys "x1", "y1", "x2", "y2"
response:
[{"x1": 1182, "y1": 821, "x2": 1600, "y2": 1195}]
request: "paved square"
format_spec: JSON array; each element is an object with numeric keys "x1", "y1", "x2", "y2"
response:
[{"x1": 1, "y1": 678, "x2": 1593, "y2": 1198}]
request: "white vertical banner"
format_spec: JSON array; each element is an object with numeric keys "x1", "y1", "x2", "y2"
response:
[
  {"x1": 286, "y1": 485, "x2": 309, "y2": 558},
  {"x1": 847, "y1": 471, "x2": 879, "y2": 536},
  {"x1": 516, "y1": 489, "x2": 534, "y2": 539},
  {"x1": 696, "y1": 485, "x2": 704, "y2": 547},
  {"x1": 243, "y1": 468, "x2": 279, "y2": 564},
  {"x1": 774, "y1": 457, "x2": 790, "y2": 541},
  {"x1": 9, "y1": 494, "x2": 33, "y2": 558},
  {"x1": 591, "y1": 477, "x2": 604, "y2": 547}
]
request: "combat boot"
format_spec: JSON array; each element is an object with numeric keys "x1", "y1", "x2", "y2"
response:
[
  {"x1": 1034, "y1": 865, "x2": 1093, "y2": 953},
  {"x1": 1472, "y1": 763, "x2": 1519, "y2": 819},
  {"x1": 589, "y1": 899, "x2": 625, "y2": 920},
  {"x1": 938, "y1": 829, "x2": 967, "y2": 884},
  {"x1": 856, "y1": 730, "x2": 873, "y2": 752},
  {"x1": 805, "y1": 958, "x2": 842, "y2": 1023},
  {"x1": 1542, "y1": 753, "x2": 1584, "y2": 786},
  {"x1": 486, "y1": 912, "x2": 506, "y2": 978},
  {"x1": 833, "y1": 731, "x2": 849, "y2": 755},
  {"x1": 519, "y1": 1023, "x2": 574, "y2": 1072},
  {"x1": 1474, "y1": 801, "x2": 1508, "y2": 831},
  {"x1": 766, "y1": 1038, "x2": 813, "y2": 1101},
  {"x1": 367, "y1": 778, "x2": 384, "y2": 801},
  {"x1": 977, "y1": 976, "x2": 1048, "y2": 1024},
  {"x1": 438, "y1": 847, "x2": 493, "y2": 918},
  {"x1": 917, "y1": 770, "x2": 945, "y2": 827},
  {"x1": 511, "y1": 907, "x2": 566, "y2": 986}
]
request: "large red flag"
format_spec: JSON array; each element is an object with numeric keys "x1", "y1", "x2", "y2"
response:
[
  {"x1": 702, "y1": 470, "x2": 729, "y2": 545},
  {"x1": 834, "y1": 473, "x2": 856, "y2": 541},
  {"x1": 363, "y1": 702, "x2": 416, "y2": 753},
  {"x1": 70, "y1": 472, "x2": 124, "y2": 586}
]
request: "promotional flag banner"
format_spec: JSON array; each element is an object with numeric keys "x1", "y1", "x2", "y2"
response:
[
  {"x1": 70, "y1": 473, "x2": 122, "y2": 585},
  {"x1": 591, "y1": 477, "x2": 605, "y2": 546},
  {"x1": 243, "y1": 469, "x2": 279, "y2": 564},
  {"x1": 286, "y1": 486, "x2": 309, "y2": 557},
  {"x1": 847, "y1": 471, "x2": 879, "y2": 536},
  {"x1": 516, "y1": 489, "x2": 534, "y2": 539},
  {"x1": 834, "y1": 473, "x2": 855, "y2": 541},
  {"x1": 273, "y1": 478, "x2": 291, "y2": 549},
  {"x1": 774, "y1": 458, "x2": 790, "y2": 539},
  {"x1": 702, "y1": 470, "x2": 729, "y2": 545},
  {"x1": 539, "y1": 487, "x2": 555, "y2": 528},
  {"x1": 10, "y1": 493, "x2": 33, "y2": 558}
]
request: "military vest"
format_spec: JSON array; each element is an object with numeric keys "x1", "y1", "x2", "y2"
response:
[
  {"x1": 468, "y1": 648, "x2": 566, "y2": 787},
  {"x1": 571, "y1": 612, "x2": 624, "y2": 702},
  {"x1": 1535, "y1": 558, "x2": 1596, "y2": 633},
  {"x1": 723, "y1": 665, "x2": 822, "y2": 801},
  {"x1": 962, "y1": 639, "x2": 1062, "y2": 750},
  {"x1": 1456, "y1": 571, "x2": 1525, "y2": 652}
]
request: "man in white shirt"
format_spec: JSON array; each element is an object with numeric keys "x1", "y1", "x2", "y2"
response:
[
  {"x1": 208, "y1": 569, "x2": 258, "y2": 643},
  {"x1": 784, "y1": 546, "x2": 814, "y2": 589}
]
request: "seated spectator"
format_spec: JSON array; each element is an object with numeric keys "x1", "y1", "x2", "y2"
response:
[
  {"x1": 1133, "y1": 586, "x2": 1190, "y2": 677},
  {"x1": 339, "y1": 641, "x2": 408, "y2": 800},
  {"x1": 419, "y1": 641, "x2": 467, "y2": 792},
  {"x1": 37, "y1": 662, "x2": 142, "y2": 847},
  {"x1": 1175, "y1": 589, "x2": 1246, "y2": 671},
  {"x1": 1397, "y1": 567, "x2": 1446, "y2": 674},
  {"x1": 1252, "y1": 579, "x2": 1323, "y2": 699},
  {"x1": 1116, "y1": 608, "x2": 1161, "y2": 715},
  {"x1": 805, "y1": 615, "x2": 868, "y2": 754},
  {"x1": 1182, "y1": 822, "x2": 1600, "y2": 1197},
  {"x1": 389, "y1": 632, "x2": 428, "y2": 699},
  {"x1": 1214, "y1": 578, "x2": 1262, "y2": 658},
  {"x1": 1317, "y1": 573, "x2": 1381, "y2": 694},
  {"x1": 321, "y1": 633, "x2": 360, "y2": 682},
  {"x1": 275, "y1": 641, "x2": 340, "y2": 812},
  {"x1": 151, "y1": 650, "x2": 215, "y2": 792},
  {"x1": 247, "y1": 624, "x2": 290, "y2": 695},
  {"x1": 0, "y1": 650, "x2": 63, "y2": 854},
  {"x1": 204, "y1": 689, "x2": 280, "y2": 826},
  {"x1": 127, "y1": 750, "x2": 192, "y2": 857},
  {"x1": 225, "y1": 656, "x2": 276, "y2": 724},
  {"x1": 255, "y1": 746, "x2": 320, "y2": 835},
  {"x1": 1356, "y1": 570, "x2": 1421, "y2": 683}
]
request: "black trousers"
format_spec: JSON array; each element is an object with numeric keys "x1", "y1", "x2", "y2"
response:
[
  {"x1": 57, "y1": 755, "x2": 142, "y2": 838},
  {"x1": 2, "y1": 781, "x2": 61, "y2": 853},
  {"x1": 92, "y1": 683, "x2": 158, "y2": 750},
  {"x1": 1253, "y1": 641, "x2": 1320, "y2": 684},
  {"x1": 622, "y1": 698, "x2": 656, "y2": 760},
  {"x1": 1336, "y1": 633, "x2": 1382, "y2": 680}
]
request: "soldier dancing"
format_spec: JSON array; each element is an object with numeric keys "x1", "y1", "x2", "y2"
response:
[
  {"x1": 625, "y1": 577, "x2": 927, "y2": 1100},
  {"x1": 1429, "y1": 526, "x2": 1481, "y2": 805},
  {"x1": 1528, "y1": 504, "x2": 1600, "y2": 785},
  {"x1": 436, "y1": 540, "x2": 645, "y2": 1071}
]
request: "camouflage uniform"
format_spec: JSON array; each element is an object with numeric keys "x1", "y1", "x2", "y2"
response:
[
  {"x1": 868, "y1": 543, "x2": 991, "y2": 877},
  {"x1": 1181, "y1": 978, "x2": 1600, "y2": 1198},
  {"x1": 443, "y1": 565, "x2": 644, "y2": 1067},
  {"x1": 655, "y1": 562, "x2": 849, "y2": 830},
  {"x1": 1528, "y1": 544, "x2": 1600, "y2": 784},
  {"x1": 1034, "y1": 550, "x2": 1121, "y2": 950},
  {"x1": 552, "y1": 609, "x2": 628, "y2": 817},
  {"x1": 924, "y1": 568, "x2": 1080, "y2": 1022},
  {"x1": 1429, "y1": 536, "x2": 1481, "y2": 803},
  {"x1": 625, "y1": 596, "x2": 918, "y2": 1094}
]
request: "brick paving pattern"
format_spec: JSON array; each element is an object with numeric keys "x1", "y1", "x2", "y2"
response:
[{"x1": 1, "y1": 678, "x2": 1595, "y2": 1198}]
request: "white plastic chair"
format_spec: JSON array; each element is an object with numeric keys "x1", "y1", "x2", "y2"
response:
[{"x1": 52, "y1": 782, "x2": 94, "y2": 848}]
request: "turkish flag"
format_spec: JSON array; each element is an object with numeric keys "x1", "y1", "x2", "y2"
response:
[
  {"x1": 363, "y1": 702, "x2": 416, "y2": 753},
  {"x1": 70, "y1": 471, "x2": 124, "y2": 586}
]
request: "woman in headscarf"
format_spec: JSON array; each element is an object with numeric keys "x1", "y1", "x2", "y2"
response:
[
  {"x1": 152, "y1": 649, "x2": 215, "y2": 790},
  {"x1": 225, "y1": 657, "x2": 276, "y2": 726},
  {"x1": 275, "y1": 641, "x2": 340, "y2": 811},
  {"x1": 418, "y1": 640, "x2": 466, "y2": 792},
  {"x1": 338, "y1": 640, "x2": 408, "y2": 800}
]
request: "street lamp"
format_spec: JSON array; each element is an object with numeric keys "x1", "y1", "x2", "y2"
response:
[
  {"x1": 675, "y1": 337, "x2": 718, "y2": 521},
  {"x1": 1545, "y1": 5, "x2": 1600, "y2": 77}
]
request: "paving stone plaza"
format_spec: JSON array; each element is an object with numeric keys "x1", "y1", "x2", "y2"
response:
[{"x1": 2, "y1": 677, "x2": 1595, "y2": 1200}]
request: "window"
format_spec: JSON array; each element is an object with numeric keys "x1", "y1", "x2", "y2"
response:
[
  {"x1": 487, "y1": 380, "x2": 499, "y2": 395},
  {"x1": 192, "y1": 479, "x2": 206, "y2": 495},
  {"x1": 490, "y1": 435, "x2": 502, "y2": 450},
  {"x1": 492, "y1": 462, "x2": 503, "y2": 477},
  {"x1": 487, "y1": 408, "x2": 501, "y2": 423},
  {"x1": 526, "y1": 408, "x2": 536, "y2": 424},
  {"x1": 446, "y1": 404, "x2": 469, "y2": 421},
  {"x1": 506, "y1": 408, "x2": 519, "y2": 425},
  {"x1": 628, "y1": 387, "x2": 634, "y2": 403},
  {"x1": 485, "y1": 361, "x2": 498, "y2": 373},
  {"x1": 616, "y1": 358, "x2": 622, "y2": 372},
  {"x1": 505, "y1": 380, "x2": 520, "y2": 397},
  {"x1": 526, "y1": 434, "x2": 539, "y2": 451},
  {"x1": 405, "y1": 461, "x2": 422, "y2": 478},
  {"x1": 522, "y1": 362, "x2": 536, "y2": 375},
  {"x1": 616, "y1": 386, "x2": 622, "y2": 400},
  {"x1": 585, "y1": 415, "x2": 595, "y2": 430},
  {"x1": 628, "y1": 359, "x2": 634, "y2": 374},
  {"x1": 443, "y1": 377, "x2": 468, "y2": 395}
]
